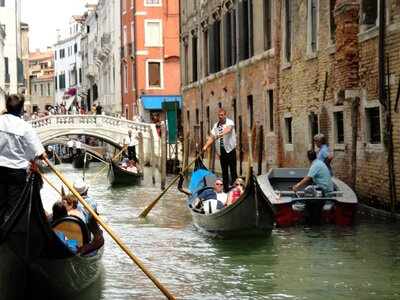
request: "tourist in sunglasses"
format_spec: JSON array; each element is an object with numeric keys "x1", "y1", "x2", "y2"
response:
[
  {"x1": 192, "y1": 178, "x2": 227, "y2": 212},
  {"x1": 226, "y1": 178, "x2": 246, "y2": 206}
]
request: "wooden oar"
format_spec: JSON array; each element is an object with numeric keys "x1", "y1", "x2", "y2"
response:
[
  {"x1": 54, "y1": 152, "x2": 62, "y2": 165},
  {"x1": 44, "y1": 157, "x2": 175, "y2": 299},
  {"x1": 90, "y1": 145, "x2": 128, "y2": 184},
  {"x1": 139, "y1": 151, "x2": 204, "y2": 218},
  {"x1": 38, "y1": 169, "x2": 62, "y2": 196}
]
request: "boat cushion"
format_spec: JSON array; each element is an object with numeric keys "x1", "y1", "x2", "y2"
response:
[{"x1": 52, "y1": 216, "x2": 89, "y2": 248}]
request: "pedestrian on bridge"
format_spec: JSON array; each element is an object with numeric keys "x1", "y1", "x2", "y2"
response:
[{"x1": 0, "y1": 94, "x2": 47, "y2": 225}]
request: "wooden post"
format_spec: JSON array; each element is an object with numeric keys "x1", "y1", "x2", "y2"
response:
[
  {"x1": 138, "y1": 132, "x2": 144, "y2": 179},
  {"x1": 150, "y1": 128, "x2": 156, "y2": 184},
  {"x1": 350, "y1": 97, "x2": 359, "y2": 190},
  {"x1": 160, "y1": 124, "x2": 167, "y2": 189},
  {"x1": 257, "y1": 125, "x2": 263, "y2": 175},
  {"x1": 183, "y1": 132, "x2": 189, "y2": 178}
]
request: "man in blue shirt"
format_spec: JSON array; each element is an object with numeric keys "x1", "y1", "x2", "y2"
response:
[
  {"x1": 292, "y1": 150, "x2": 333, "y2": 194},
  {"x1": 314, "y1": 133, "x2": 333, "y2": 175}
]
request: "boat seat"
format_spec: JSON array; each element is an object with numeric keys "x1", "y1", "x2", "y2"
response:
[{"x1": 52, "y1": 216, "x2": 89, "y2": 248}]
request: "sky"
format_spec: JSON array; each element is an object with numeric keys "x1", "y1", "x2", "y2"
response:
[{"x1": 21, "y1": 0, "x2": 92, "y2": 52}]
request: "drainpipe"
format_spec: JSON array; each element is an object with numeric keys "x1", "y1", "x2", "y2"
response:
[
  {"x1": 132, "y1": 1, "x2": 138, "y2": 115},
  {"x1": 378, "y1": 0, "x2": 386, "y2": 108}
]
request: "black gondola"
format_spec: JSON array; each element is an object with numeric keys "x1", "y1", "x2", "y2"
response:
[
  {"x1": 107, "y1": 160, "x2": 143, "y2": 185},
  {"x1": 0, "y1": 172, "x2": 103, "y2": 299},
  {"x1": 73, "y1": 151, "x2": 90, "y2": 168},
  {"x1": 178, "y1": 160, "x2": 276, "y2": 238}
]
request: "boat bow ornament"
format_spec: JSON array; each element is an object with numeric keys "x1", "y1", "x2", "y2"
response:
[{"x1": 29, "y1": 115, "x2": 159, "y2": 163}]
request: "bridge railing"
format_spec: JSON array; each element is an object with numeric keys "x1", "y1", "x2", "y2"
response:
[{"x1": 29, "y1": 115, "x2": 160, "y2": 164}]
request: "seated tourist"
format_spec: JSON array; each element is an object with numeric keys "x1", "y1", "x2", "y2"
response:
[
  {"x1": 292, "y1": 150, "x2": 333, "y2": 194},
  {"x1": 126, "y1": 160, "x2": 138, "y2": 173},
  {"x1": 62, "y1": 194, "x2": 85, "y2": 221},
  {"x1": 226, "y1": 178, "x2": 246, "y2": 206},
  {"x1": 192, "y1": 178, "x2": 227, "y2": 212},
  {"x1": 47, "y1": 201, "x2": 68, "y2": 223}
]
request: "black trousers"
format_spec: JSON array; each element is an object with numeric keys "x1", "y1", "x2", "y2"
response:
[
  {"x1": 127, "y1": 146, "x2": 137, "y2": 162},
  {"x1": 0, "y1": 167, "x2": 27, "y2": 224},
  {"x1": 220, "y1": 147, "x2": 238, "y2": 192}
]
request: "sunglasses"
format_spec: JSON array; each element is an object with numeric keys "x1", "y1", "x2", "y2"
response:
[
  {"x1": 215, "y1": 183, "x2": 223, "y2": 186},
  {"x1": 235, "y1": 183, "x2": 244, "y2": 186}
]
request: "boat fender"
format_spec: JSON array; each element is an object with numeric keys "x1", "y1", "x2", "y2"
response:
[{"x1": 203, "y1": 199, "x2": 224, "y2": 214}]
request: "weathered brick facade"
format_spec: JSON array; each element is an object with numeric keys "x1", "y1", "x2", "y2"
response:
[{"x1": 180, "y1": 0, "x2": 400, "y2": 213}]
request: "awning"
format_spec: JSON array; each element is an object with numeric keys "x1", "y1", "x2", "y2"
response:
[{"x1": 141, "y1": 95, "x2": 182, "y2": 110}]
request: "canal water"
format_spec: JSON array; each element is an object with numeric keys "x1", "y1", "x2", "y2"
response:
[{"x1": 40, "y1": 163, "x2": 400, "y2": 300}]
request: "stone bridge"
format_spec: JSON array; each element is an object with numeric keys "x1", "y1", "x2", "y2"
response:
[{"x1": 28, "y1": 115, "x2": 160, "y2": 164}]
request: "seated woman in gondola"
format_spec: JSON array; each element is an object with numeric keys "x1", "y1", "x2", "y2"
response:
[
  {"x1": 62, "y1": 194, "x2": 85, "y2": 222},
  {"x1": 226, "y1": 178, "x2": 246, "y2": 206}
]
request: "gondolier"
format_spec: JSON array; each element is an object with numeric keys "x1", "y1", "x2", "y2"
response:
[
  {"x1": 202, "y1": 108, "x2": 237, "y2": 192},
  {"x1": 0, "y1": 94, "x2": 47, "y2": 225},
  {"x1": 124, "y1": 130, "x2": 138, "y2": 162}
]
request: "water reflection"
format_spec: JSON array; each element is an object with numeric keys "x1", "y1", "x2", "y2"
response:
[{"x1": 39, "y1": 163, "x2": 400, "y2": 300}]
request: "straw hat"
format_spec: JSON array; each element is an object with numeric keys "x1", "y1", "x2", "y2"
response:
[{"x1": 73, "y1": 179, "x2": 89, "y2": 195}]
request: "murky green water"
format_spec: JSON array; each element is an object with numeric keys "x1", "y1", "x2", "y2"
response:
[{"x1": 40, "y1": 163, "x2": 400, "y2": 300}]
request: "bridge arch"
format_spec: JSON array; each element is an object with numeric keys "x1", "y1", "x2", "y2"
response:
[{"x1": 29, "y1": 115, "x2": 160, "y2": 163}]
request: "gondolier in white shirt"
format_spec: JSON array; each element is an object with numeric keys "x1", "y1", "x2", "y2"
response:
[
  {"x1": 202, "y1": 108, "x2": 238, "y2": 192},
  {"x1": 0, "y1": 94, "x2": 47, "y2": 225},
  {"x1": 124, "y1": 130, "x2": 139, "y2": 162}
]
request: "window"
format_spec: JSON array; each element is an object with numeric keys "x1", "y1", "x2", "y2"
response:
[
  {"x1": 124, "y1": 64, "x2": 128, "y2": 93},
  {"x1": 285, "y1": 117, "x2": 293, "y2": 144},
  {"x1": 40, "y1": 84, "x2": 44, "y2": 96},
  {"x1": 310, "y1": 113, "x2": 319, "y2": 141},
  {"x1": 34, "y1": 84, "x2": 37, "y2": 93},
  {"x1": 47, "y1": 83, "x2": 51, "y2": 96},
  {"x1": 132, "y1": 62, "x2": 135, "y2": 92},
  {"x1": 329, "y1": 0, "x2": 336, "y2": 44},
  {"x1": 186, "y1": 110, "x2": 191, "y2": 132},
  {"x1": 284, "y1": 0, "x2": 292, "y2": 62},
  {"x1": 267, "y1": 90, "x2": 274, "y2": 132},
  {"x1": 145, "y1": 20, "x2": 162, "y2": 47},
  {"x1": 54, "y1": 76, "x2": 57, "y2": 91},
  {"x1": 184, "y1": 40, "x2": 189, "y2": 84},
  {"x1": 366, "y1": 107, "x2": 381, "y2": 144},
  {"x1": 0, "y1": 0, "x2": 4, "y2": 7},
  {"x1": 333, "y1": 111, "x2": 344, "y2": 144},
  {"x1": 192, "y1": 35, "x2": 197, "y2": 82},
  {"x1": 59, "y1": 49, "x2": 65, "y2": 58},
  {"x1": 122, "y1": 0, "x2": 127, "y2": 13},
  {"x1": 202, "y1": 29, "x2": 209, "y2": 77},
  {"x1": 247, "y1": 95, "x2": 253, "y2": 130},
  {"x1": 74, "y1": 43, "x2": 78, "y2": 53},
  {"x1": 307, "y1": 0, "x2": 318, "y2": 53},
  {"x1": 361, "y1": 0, "x2": 378, "y2": 30},
  {"x1": 223, "y1": 9, "x2": 236, "y2": 68},
  {"x1": 59, "y1": 73, "x2": 66, "y2": 89},
  {"x1": 264, "y1": 0, "x2": 272, "y2": 50},
  {"x1": 208, "y1": 21, "x2": 221, "y2": 74},
  {"x1": 145, "y1": 0, "x2": 160, "y2": 5},
  {"x1": 146, "y1": 60, "x2": 163, "y2": 88},
  {"x1": 238, "y1": 0, "x2": 252, "y2": 61},
  {"x1": 131, "y1": 22, "x2": 135, "y2": 56}
]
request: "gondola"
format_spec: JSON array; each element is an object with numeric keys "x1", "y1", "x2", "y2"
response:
[
  {"x1": 107, "y1": 160, "x2": 143, "y2": 185},
  {"x1": 0, "y1": 171, "x2": 103, "y2": 299},
  {"x1": 61, "y1": 153, "x2": 73, "y2": 164},
  {"x1": 178, "y1": 160, "x2": 276, "y2": 238},
  {"x1": 73, "y1": 151, "x2": 90, "y2": 168},
  {"x1": 257, "y1": 168, "x2": 358, "y2": 226}
]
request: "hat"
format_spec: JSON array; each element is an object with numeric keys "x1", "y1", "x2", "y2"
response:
[{"x1": 73, "y1": 179, "x2": 89, "y2": 195}]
